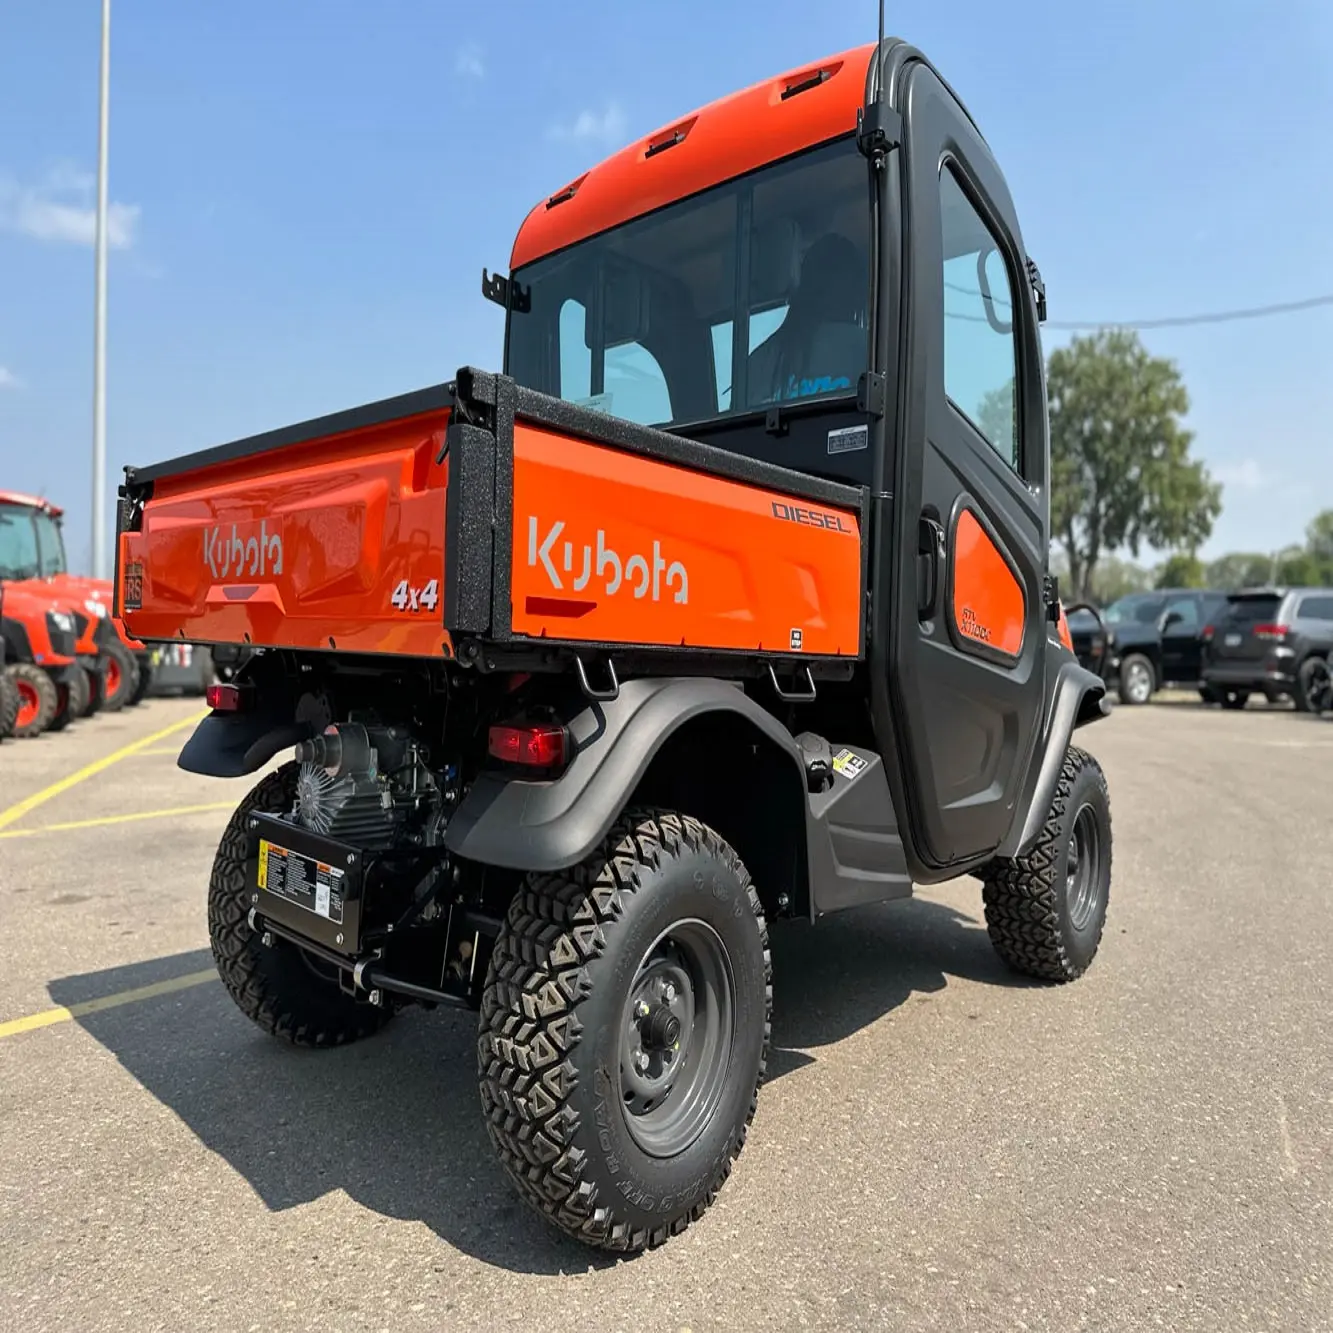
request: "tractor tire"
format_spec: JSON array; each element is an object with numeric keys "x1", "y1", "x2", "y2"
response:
[
  {"x1": 46, "y1": 668, "x2": 87, "y2": 733},
  {"x1": 1295, "y1": 657, "x2": 1331, "y2": 715},
  {"x1": 1220, "y1": 690, "x2": 1250, "y2": 711},
  {"x1": 80, "y1": 664, "x2": 106, "y2": 718},
  {"x1": 208, "y1": 762, "x2": 393, "y2": 1047},
  {"x1": 101, "y1": 641, "x2": 139, "y2": 712},
  {"x1": 1117, "y1": 653, "x2": 1155, "y2": 705},
  {"x1": 7, "y1": 664, "x2": 58, "y2": 738},
  {"x1": 0, "y1": 668, "x2": 19, "y2": 739},
  {"x1": 981, "y1": 746, "x2": 1112, "y2": 983},
  {"x1": 479, "y1": 809, "x2": 771, "y2": 1254},
  {"x1": 128, "y1": 659, "x2": 154, "y2": 706}
]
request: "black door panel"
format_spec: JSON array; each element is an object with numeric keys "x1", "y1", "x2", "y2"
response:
[{"x1": 884, "y1": 59, "x2": 1048, "y2": 869}]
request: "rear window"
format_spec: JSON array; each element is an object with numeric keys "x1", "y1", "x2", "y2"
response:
[
  {"x1": 1296, "y1": 594, "x2": 1333, "y2": 621},
  {"x1": 1222, "y1": 594, "x2": 1282, "y2": 624}
]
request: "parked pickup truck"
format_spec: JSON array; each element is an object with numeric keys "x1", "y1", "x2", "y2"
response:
[{"x1": 115, "y1": 35, "x2": 1112, "y2": 1254}]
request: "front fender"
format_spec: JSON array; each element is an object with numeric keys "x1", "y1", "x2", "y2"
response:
[
  {"x1": 444, "y1": 676, "x2": 809, "y2": 873},
  {"x1": 1003, "y1": 649, "x2": 1109, "y2": 858}
]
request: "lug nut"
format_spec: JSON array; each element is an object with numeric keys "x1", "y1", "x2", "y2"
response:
[
  {"x1": 634, "y1": 1051, "x2": 649, "y2": 1073},
  {"x1": 662, "y1": 982, "x2": 676, "y2": 1003},
  {"x1": 636, "y1": 1001, "x2": 650, "y2": 1019}
]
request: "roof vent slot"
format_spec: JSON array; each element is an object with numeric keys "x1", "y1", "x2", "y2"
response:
[
  {"x1": 644, "y1": 117, "x2": 697, "y2": 160},
  {"x1": 546, "y1": 173, "x2": 588, "y2": 210},
  {"x1": 781, "y1": 66, "x2": 833, "y2": 101}
]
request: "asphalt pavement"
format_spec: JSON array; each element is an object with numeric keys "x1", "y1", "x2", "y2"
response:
[{"x1": 1, "y1": 694, "x2": 1329, "y2": 1332}]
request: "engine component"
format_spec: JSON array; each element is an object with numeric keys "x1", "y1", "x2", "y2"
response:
[{"x1": 291, "y1": 722, "x2": 432, "y2": 850}]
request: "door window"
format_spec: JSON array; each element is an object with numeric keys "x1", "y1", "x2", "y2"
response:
[
  {"x1": 1296, "y1": 594, "x2": 1333, "y2": 621},
  {"x1": 939, "y1": 165, "x2": 1020, "y2": 473},
  {"x1": 1162, "y1": 596, "x2": 1200, "y2": 632}
]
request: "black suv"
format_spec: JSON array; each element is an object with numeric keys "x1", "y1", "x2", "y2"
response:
[
  {"x1": 1201, "y1": 586, "x2": 1333, "y2": 710},
  {"x1": 1069, "y1": 588, "x2": 1230, "y2": 705}
]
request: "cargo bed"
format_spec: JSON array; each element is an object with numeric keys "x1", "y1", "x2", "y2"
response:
[{"x1": 116, "y1": 369, "x2": 868, "y2": 675}]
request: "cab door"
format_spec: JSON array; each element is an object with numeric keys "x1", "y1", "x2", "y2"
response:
[{"x1": 885, "y1": 59, "x2": 1050, "y2": 868}]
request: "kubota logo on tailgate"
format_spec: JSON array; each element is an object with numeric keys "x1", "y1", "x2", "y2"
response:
[
  {"x1": 204, "y1": 522, "x2": 283, "y2": 580},
  {"x1": 528, "y1": 518, "x2": 688, "y2": 604}
]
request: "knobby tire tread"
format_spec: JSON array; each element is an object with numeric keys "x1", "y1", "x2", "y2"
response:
[
  {"x1": 478, "y1": 809, "x2": 771, "y2": 1254},
  {"x1": 981, "y1": 746, "x2": 1110, "y2": 983}
]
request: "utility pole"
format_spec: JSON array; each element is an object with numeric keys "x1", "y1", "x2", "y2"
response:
[{"x1": 91, "y1": 0, "x2": 111, "y2": 578}]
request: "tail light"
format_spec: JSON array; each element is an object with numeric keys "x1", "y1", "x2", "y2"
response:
[
  {"x1": 1201, "y1": 624, "x2": 1214, "y2": 643},
  {"x1": 488, "y1": 722, "x2": 568, "y2": 769},
  {"x1": 1253, "y1": 623, "x2": 1292, "y2": 642},
  {"x1": 206, "y1": 682, "x2": 250, "y2": 712}
]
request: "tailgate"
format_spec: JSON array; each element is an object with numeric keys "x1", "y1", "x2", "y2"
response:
[
  {"x1": 117, "y1": 388, "x2": 454, "y2": 657},
  {"x1": 1212, "y1": 592, "x2": 1283, "y2": 661}
]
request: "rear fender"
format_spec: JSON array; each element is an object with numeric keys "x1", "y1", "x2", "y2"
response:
[
  {"x1": 1002, "y1": 645, "x2": 1109, "y2": 858},
  {"x1": 444, "y1": 677, "x2": 813, "y2": 880}
]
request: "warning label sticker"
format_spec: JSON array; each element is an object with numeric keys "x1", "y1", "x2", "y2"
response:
[
  {"x1": 258, "y1": 840, "x2": 346, "y2": 924},
  {"x1": 831, "y1": 748, "x2": 868, "y2": 780},
  {"x1": 827, "y1": 424, "x2": 869, "y2": 455}
]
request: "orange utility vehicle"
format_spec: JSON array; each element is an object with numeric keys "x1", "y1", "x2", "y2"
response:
[
  {"x1": 0, "y1": 491, "x2": 148, "y2": 710},
  {"x1": 116, "y1": 36, "x2": 1112, "y2": 1252}
]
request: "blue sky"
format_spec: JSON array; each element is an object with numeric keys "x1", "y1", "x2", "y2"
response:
[{"x1": 1, "y1": 0, "x2": 1329, "y2": 573}]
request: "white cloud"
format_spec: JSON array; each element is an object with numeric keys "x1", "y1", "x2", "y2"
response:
[
  {"x1": 455, "y1": 44, "x2": 484, "y2": 79},
  {"x1": 0, "y1": 165, "x2": 140, "y2": 249},
  {"x1": 1213, "y1": 459, "x2": 1269, "y2": 492},
  {"x1": 0, "y1": 366, "x2": 22, "y2": 390},
  {"x1": 547, "y1": 103, "x2": 627, "y2": 145}
]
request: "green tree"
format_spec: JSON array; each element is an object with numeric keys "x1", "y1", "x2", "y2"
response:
[
  {"x1": 1304, "y1": 509, "x2": 1333, "y2": 583},
  {"x1": 1045, "y1": 330, "x2": 1222, "y2": 600},
  {"x1": 1155, "y1": 553, "x2": 1206, "y2": 588},
  {"x1": 1205, "y1": 552, "x2": 1273, "y2": 590}
]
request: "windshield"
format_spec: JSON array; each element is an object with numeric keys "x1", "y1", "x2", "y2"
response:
[
  {"x1": 33, "y1": 512, "x2": 67, "y2": 576},
  {"x1": 0, "y1": 503, "x2": 40, "y2": 580},
  {"x1": 506, "y1": 137, "x2": 871, "y2": 430},
  {"x1": 1103, "y1": 594, "x2": 1165, "y2": 627}
]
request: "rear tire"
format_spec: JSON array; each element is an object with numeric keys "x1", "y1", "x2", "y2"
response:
[
  {"x1": 981, "y1": 747, "x2": 1112, "y2": 983},
  {"x1": 9, "y1": 664, "x2": 58, "y2": 737},
  {"x1": 0, "y1": 669, "x2": 19, "y2": 739},
  {"x1": 1117, "y1": 653, "x2": 1155, "y2": 705},
  {"x1": 479, "y1": 809, "x2": 771, "y2": 1253},
  {"x1": 128, "y1": 658, "x2": 153, "y2": 706},
  {"x1": 208, "y1": 762, "x2": 393, "y2": 1047},
  {"x1": 1295, "y1": 657, "x2": 1331, "y2": 715},
  {"x1": 46, "y1": 669, "x2": 87, "y2": 732},
  {"x1": 1220, "y1": 690, "x2": 1250, "y2": 711},
  {"x1": 80, "y1": 664, "x2": 106, "y2": 718},
  {"x1": 102, "y1": 641, "x2": 139, "y2": 712}
]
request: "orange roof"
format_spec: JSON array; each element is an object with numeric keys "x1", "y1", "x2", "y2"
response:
[
  {"x1": 510, "y1": 43, "x2": 876, "y2": 270},
  {"x1": 0, "y1": 489, "x2": 61, "y2": 516}
]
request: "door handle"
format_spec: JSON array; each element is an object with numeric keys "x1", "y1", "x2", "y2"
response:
[{"x1": 917, "y1": 516, "x2": 945, "y2": 620}]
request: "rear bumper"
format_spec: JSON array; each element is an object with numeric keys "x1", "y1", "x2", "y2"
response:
[{"x1": 1203, "y1": 661, "x2": 1296, "y2": 694}]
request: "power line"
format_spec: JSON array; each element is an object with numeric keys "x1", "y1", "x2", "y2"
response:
[{"x1": 943, "y1": 279, "x2": 1333, "y2": 331}]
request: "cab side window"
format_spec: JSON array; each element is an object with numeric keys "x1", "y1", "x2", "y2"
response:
[
  {"x1": 1297, "y1": 594, "x2": 1333, "y2": 622},
  {"x1": 1162, "y1": 595, "x2": 1200, "y2": 631},
  {"x1": 939, "y1": 165, "x2": 1020, "y2": 473}
]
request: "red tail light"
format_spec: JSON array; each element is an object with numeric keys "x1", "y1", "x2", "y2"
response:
[
  {"x1": 1253, "y1": 623, "x2": 1291, "y2": 641},
  {"x1": 488, "y1": 722, "x2": 568, "y2": 769},
  {"x1": 206, "y1": 682, "x2": 248, "y2": 712},
  {"x1": 1201, "y1": 624, "x2": 1214, "y2": 642}
]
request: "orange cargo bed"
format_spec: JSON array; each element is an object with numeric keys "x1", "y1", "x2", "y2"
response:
[{"x1": 116, "y1": 369, "x2": 868, "y2": 672}]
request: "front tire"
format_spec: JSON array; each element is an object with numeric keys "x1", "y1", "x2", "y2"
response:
[
  {"x1": 479, "y1": 810, "x2": 771, "y2": 1254},
  {"x1": 208, "y1": 763, "x2": 392, "y2": 1047},
  {"x1": 10, "y1": 664, "x2": 59, "y2": 737},
  {"x1": 981, "y1": 747, "x2": 1112, "y2": 983},
  {"x1": 0, "y1": 669, "x2": 19, "y2": 739},
  {"x1": 1117, "y1": 653, "x2": 1155, "y2": 705},
  {"x1": 102, "y1": 641, "x2": 139, "y2": 712}
]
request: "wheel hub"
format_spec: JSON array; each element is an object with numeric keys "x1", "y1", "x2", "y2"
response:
[
  {"x1": 1066, "y1": 802, "x2": 1101, "y2": 931},
  {"x1": 620, "y1": 920, "x2": 735, "y2": 1159}
]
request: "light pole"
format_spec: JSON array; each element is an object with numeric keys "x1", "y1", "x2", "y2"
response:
[{"x1": 91, "y1": 0, "x2": 110, "y2": 578}]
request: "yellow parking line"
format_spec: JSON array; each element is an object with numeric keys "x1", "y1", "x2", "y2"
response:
[
  {"x1": 0, "y1": 969, "x2": 218, "y2": 1041},
  {"x1": 0, "y1": 802, "x2": 234, "y2": 840},
  {"x1": 0, "y1": 711, "x2": 207, "y2": 832}
]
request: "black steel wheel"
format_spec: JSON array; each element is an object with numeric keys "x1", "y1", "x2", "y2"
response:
[
  {"x1": 479, "y1": 810, "x2": 771, "y2": 1253},
  {"x1": 981, "y1": 746, "x2": 1112, "y2": 982},
  {"x1": 1296, "y1": 657, "x2": 1332, "y2": 715}
]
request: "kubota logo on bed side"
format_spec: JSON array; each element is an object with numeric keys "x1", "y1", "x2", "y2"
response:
[
  {"x1": 527, "y1": 517, "x2": 689, "y2": 605},
  {"x1": 204, "y1": 521, "x2": 284, "y2": 580}
]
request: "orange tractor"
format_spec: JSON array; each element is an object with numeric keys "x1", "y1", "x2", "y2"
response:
[
  {"x1": 116, "y1": 36, "x2": 1112, "y2": 1251},
  {"x1": 0, "y1": 577, "x2": 85, "y2": 737},
  {"x1": 0, "y1": 490, "x2": 149, "y2": 710}
]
